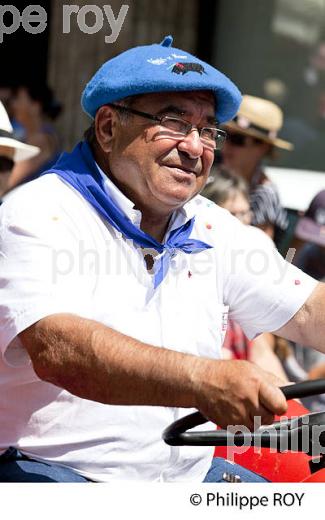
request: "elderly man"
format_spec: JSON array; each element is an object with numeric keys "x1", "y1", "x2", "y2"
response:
[{"x1": 0, "y1": 37, "x2": 324, "y2": 483}]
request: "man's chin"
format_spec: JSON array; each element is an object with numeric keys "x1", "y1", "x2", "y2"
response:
[{"x1": 155, "y1": 189, "x2": 197, "y2": 210}]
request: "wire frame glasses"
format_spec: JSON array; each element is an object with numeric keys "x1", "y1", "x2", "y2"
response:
[{"x1": 107, "y1": 103, "x2": 227, "y2": 150}]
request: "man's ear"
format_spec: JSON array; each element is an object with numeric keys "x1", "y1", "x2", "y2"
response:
[{"x1": 95, "y1": 106, "x2": 118, "y2": 153}]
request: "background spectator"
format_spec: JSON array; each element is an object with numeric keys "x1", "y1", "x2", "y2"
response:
[
  {"x1": 0, "y1": 101, "x2": 40, "y2": 202},
  {"x1": 7, "y1": 84, "x2": 62, "y2": 191},
  {"x1": 203, "y1": 168, "x2": 288, "y2": 381},
  {"x1": 220, "y1": 95, "x2": 292, "y2": 249},
  {"x1": 294, "y1": 189, "x2": 325, "y2": 281},
  {"x1": 203, "y1": 168, "x2": 252, "y2": 225}
]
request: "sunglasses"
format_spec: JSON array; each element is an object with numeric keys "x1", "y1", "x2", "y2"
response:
[
  {"x1": 227, "y1": 133, "x2": 263, "y2": 147},
  {"x1": 0, "y1": 156, "x2": 14, "y2": 173}
]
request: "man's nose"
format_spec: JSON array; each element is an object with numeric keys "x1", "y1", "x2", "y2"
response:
[{"x1": 177, "y1": 129, "x2": 204, "y2": 159}]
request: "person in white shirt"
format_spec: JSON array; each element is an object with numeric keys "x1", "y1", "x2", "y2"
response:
[{"x1": 0, "y1": 36, "x2": 324, "y2": 483}]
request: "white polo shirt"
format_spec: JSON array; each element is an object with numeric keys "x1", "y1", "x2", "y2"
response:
[{"x1": 0, "y1": 172, "x2": 317, "y2": 482}]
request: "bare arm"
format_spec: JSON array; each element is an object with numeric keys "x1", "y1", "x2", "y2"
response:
[
  {"x1": 20, "y1": 313, "x2": 197, "y2": 408},
  {"x1": 19, "y1": 313, "x2": 287, "y2": 430},
  {"x1": 275, "y1": 282, "x2": 325, "y2": 351}
]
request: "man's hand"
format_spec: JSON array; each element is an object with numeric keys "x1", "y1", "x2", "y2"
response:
[{"x1": 191, "y1": 359, "x2": 288, "y2": 430}]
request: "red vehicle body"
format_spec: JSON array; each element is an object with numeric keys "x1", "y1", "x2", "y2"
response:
[
  {"x1": 214, "y1": 399, "x2": 320, "y2": 482},
  {"x1": 164, "y1": 380, "x2": 325, "y2": 483}
]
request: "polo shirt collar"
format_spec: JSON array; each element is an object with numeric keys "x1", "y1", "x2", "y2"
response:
[{"x1": 96, "y1": 163, "x2": 198, "y2": 230}]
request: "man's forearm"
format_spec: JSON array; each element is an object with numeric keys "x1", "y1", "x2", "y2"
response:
[
  {"x1": 19, "y1": 313, "x2": 288, "y2": 429},
  {"x1": 19, "y1": 313, "x2": 201, "y2": 408}
]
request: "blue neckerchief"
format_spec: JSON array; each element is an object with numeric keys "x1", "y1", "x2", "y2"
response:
[{"x1": 42, "y1": 141, "x2": 212, "y2": 288}]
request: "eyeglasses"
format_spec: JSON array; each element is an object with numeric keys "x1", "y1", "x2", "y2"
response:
[{"x1": 107, "y1": 103, "x2": 227, "y2": 150}]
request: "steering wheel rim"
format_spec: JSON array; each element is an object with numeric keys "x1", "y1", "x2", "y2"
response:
[{"x1": 162, "y1": 379, "x2": 325, "y2": 451}]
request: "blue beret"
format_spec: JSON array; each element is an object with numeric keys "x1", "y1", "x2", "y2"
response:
[{"x1": 81, "y1": 36, "x2": 241, "y2": 123}]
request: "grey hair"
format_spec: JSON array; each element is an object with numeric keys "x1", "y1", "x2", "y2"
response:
[
  {"x1": 202, "y1": 167, "x2": 249, "y2": 206},
  {"x1": 83, "y1": 95, "x2": 142, "y2": 146}
]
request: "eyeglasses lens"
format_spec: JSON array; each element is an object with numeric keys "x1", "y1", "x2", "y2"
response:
[{"x1": 161, "y1": 116, "x2": 225, "y2": 150}]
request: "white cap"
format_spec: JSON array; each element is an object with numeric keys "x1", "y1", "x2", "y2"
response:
[{"x1": 0, "y1": 101, "x2": 40, "y2": 162}]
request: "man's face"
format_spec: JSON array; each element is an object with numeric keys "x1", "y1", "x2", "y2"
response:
[
  {"x1": 222, "y1": 132, "x2": 270, "y2": 178},
  {"x1": 12, "y1": 87, "x2": 39, "y2": 124},
  {"x1": 100, "y1": 91, "x2": 216, "y2": 216}
]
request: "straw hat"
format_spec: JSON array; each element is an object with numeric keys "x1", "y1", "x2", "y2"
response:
[
  {"x1": 223, "y1": 95, "x2": 293, "y2": 150},
  {"x1": 0, "y1": 101, "x2": 40, "y2": 162}
]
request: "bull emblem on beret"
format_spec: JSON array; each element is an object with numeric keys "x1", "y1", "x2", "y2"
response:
[{"x1": 171, "y1": 62, "x2": 206, "y2": 75}]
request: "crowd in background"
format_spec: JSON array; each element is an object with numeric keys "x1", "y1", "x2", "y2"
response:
[
  {"x1": 0, "y1": 83, "x2": 62, "y2": 199},
  {"x1": 0, "y1": 79, "x2": 324, "y2": 412},
  {"x1": 203, "y1": 94, "x2": 325, "y2": 410}
]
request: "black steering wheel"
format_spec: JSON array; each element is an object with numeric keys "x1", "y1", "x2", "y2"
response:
[{"x1": 162, "y1": 379, "x2": 325, "y2": 456}]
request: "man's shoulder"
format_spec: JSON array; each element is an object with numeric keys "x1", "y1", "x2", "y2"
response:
[
  {"x1": 191, "y1": 194, "x2": 232, "y2": 220},
  {"x1": 0, "y1": 175, "x2": 95, "y2": 245},
  {"x1": 0, "y1": 175, "x2": 93, "y2": 245},
  {"x1": 0, "y1": 175, "x2": 83, "y2": 221},
  {"x1": 190, "y1": 195, "x2": 275, "y2": 249},
  {"x1": 190, "y1": 194, "x2": 240, "y2": 232},
  {"x1": 187, "y1": 194, "x2": 241, "y2": 249},
  {"x1": 3, "y1": 174, "x2": 62, "y2": 202}
]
